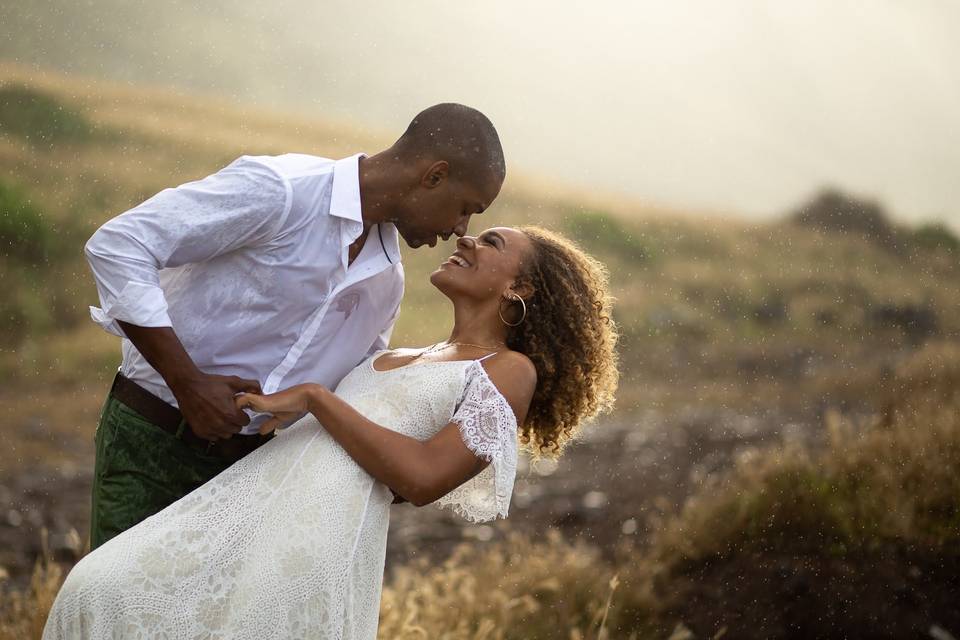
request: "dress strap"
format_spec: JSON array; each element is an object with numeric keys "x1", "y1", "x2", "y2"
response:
[{"x1": 477, "y1": 351, "x2": 500, "y2": 362}]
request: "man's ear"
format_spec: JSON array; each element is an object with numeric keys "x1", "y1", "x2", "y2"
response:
[{"x1": 421, "y1": 160, "x2": 449, "y2": 188}]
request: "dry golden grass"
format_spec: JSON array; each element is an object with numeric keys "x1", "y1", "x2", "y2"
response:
[
  {"x1": 649, "y1": 341, "x2": 960, "y2": 567},
  {"x1": 0, "y1": 532, "x2": 63, "y2": 640},
  {"x1": 1, "y1": 532, "x2": 635, "y2": 640},
  {"x1": 378, "y1": 530, "x2": 630, "y2": 640}
]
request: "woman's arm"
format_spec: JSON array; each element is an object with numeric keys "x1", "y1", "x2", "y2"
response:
[{"x1": 236, "y1": 352, "x2": 536, "y2": 506}]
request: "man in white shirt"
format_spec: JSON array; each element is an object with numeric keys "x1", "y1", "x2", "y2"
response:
[{"x1": 84, "y1": 103, "x2": 505, "y2": 548}]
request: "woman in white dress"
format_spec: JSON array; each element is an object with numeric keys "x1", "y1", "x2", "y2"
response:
[{"x1": 44, "y1": 225, "x2": 619, "y2": 639}]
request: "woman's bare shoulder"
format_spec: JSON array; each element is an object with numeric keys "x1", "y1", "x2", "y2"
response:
[
  {"x1": 482, "y1": 350, "x2": 536, "y2": 380},
  {"x1": 477, "y1": 350, "x2": 537, "y2": 422}
]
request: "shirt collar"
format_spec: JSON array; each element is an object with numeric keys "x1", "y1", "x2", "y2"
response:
[
  {"x1": 330, "y1": 153, "x2": 366, "y2": 226},
  {"x1": 331, "y1": 152, "x2": 402, "y2": 266}
]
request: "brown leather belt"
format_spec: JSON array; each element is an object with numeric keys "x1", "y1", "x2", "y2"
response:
[{"x1": 110, "y1": 372, "x2": 272, "y2": 463}]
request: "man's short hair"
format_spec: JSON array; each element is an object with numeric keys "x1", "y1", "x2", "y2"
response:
[{"x1": 395, "y1": 103, "x2": 505, "y2": 187}]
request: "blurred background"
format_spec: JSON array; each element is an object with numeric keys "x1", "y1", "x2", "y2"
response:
[{"x1": 1, "y1": 2, "x2": 958, "y2": 638}]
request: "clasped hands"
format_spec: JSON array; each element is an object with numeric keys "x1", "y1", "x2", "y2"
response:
[
  {"x1": 234, "y1": 383, "x2": 319, "y2": 435},
  {"x1": 171, "y1": 373, "x2": 315, "y2": 440}
]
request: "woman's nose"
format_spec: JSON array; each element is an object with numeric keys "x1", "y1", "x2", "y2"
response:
[{"x1": 456, "y1": 235, "x2": 476, "y2": 249}]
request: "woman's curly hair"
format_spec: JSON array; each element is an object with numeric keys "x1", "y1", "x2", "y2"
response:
[{"x1": 505, "y1": 226, "x2": 619, "y2": 458}]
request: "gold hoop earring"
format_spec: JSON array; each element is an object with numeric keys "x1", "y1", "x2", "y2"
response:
[{"x1": 498, "y1": 292, "x2": 527, "y2": 327}]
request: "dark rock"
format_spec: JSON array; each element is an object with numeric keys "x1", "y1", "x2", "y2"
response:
[
  {"x1": 870, "y1": 303, "x2": 939, "y2": 345},
  {"x1": 789, "y1": 188, "x2": 901, "y2": 252}
]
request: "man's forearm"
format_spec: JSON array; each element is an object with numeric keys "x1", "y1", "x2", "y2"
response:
[
  {"x1": 116, "y1": 321, "x2": 262, "y2": 439},
  {"x1": 116, "y1": 321, "x2": 202, "y2": 394}
]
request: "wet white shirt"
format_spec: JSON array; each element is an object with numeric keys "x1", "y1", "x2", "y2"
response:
[{"x1": 85, "y1": 153, "x2": 404, "y2": 434}]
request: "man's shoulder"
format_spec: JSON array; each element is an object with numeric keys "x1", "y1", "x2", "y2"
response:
[{"x1": 239, "y1": 153, "x2": 338, "y2": 180}]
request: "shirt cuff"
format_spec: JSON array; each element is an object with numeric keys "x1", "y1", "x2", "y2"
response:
[{"x1": 89, "y1": 281, "x2": 173, "y2": 337}]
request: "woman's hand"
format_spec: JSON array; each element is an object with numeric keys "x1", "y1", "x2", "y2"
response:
[{"x1": 235, "y1": 383, "x2": 324, "y2": 435}]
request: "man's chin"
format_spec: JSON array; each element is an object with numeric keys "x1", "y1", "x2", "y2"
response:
[{"x1": 403, "y1": 235, "x2": 436, "y2": 250}]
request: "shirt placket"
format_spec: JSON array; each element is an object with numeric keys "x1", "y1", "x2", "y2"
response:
[{"x1": 261, "y1": 223, "x2": 387, "y2": 395}]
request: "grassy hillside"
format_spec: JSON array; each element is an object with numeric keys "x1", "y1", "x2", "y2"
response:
[
  {"x1": 2, "y1": 63, "x2": 959, "y2": 639},
  {"x1": 1, "y1": 62, "x2": 958, "y2": 483},
  {"x1": 2, "y1": 62, "x2": 957, "y2": 392},
  {"x1": 1, "y1": 60, "x2": 958, "y2": 491}
]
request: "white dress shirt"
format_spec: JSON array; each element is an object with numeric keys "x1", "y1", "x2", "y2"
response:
[{"x1": 85, "y1": 153, "x2": 404, "y2": 435}]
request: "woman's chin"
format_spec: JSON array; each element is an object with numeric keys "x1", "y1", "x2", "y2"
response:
[
  {"x1": 429, "y1": 269, "x2": 458, "y2": 298},
  {"x1": 430, "y1": 261, "x2": 457, "y2": 279}
]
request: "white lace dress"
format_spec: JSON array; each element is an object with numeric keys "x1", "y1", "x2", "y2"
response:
[{"x1": 43, "y1": 351, "x2": 518, "y2": 640}]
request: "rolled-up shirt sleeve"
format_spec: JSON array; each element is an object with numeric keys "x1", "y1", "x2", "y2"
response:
[{"x1": 85, "y1": 156, "x2": 291, "y2": 336}]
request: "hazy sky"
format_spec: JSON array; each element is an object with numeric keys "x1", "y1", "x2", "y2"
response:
[{"x1": 3, "y1": 1, "x2": 959, "y2": 226}]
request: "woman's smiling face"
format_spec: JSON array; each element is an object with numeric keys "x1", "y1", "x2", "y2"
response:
[{"x1": 430, "y1": 227, "x2": 534, "y2": 303}]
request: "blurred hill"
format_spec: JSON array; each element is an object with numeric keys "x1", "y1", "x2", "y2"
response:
[
  {"x1": 3, "y1": 2, "x2": 960, "y2": 228},
  {"x1": 2, "y1": 63, "x2": 960, "y2": 639},
  {"x1": 1, "y1": 62, "x2": 958, "y2": 418}
]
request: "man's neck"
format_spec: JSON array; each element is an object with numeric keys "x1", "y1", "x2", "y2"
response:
[
  {"x1": 346, "y1": 229, "x2": 369, "y2": 267},
  {"x1": 357, "y1": 153, "x2": 395, "y2": 229}
]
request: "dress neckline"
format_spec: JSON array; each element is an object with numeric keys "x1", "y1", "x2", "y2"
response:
[{"x1": 369, "y1": 349, "x2": 497, "y2": 374}]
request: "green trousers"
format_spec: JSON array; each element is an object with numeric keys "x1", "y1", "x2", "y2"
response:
[{"x1": 89, "y1": 393, "x2": 232, "y2": 550}]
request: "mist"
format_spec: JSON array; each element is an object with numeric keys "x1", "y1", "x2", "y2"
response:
[{"x1": 2, "y1": 0, "x2": 958, "y2": 225}]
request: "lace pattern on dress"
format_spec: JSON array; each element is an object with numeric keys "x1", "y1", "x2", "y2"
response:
[{"x1": 432, "y1": 360, "x2": 519, "y2": 523}]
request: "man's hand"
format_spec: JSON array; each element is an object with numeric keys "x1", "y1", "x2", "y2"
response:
[
  {"x1": 114, "y1": 322, "x2": 262, "y2": 442},
  {"x1": 171, "y1": 373, "x2": 263, "y2": 441}
]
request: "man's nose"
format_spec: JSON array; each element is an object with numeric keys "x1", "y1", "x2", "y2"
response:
[{"x1": 452, "y1": 217, "x2": 471, "y2": 238}]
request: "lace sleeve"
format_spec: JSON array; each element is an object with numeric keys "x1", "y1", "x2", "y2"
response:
[{"x1": 431, "y1": 360, "x2": 519, "y2": 523}]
